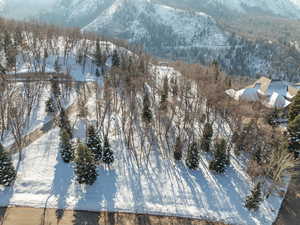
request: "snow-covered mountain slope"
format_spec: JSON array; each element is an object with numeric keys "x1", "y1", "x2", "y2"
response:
[
  {"x1": 159, "y1": 0, "x2": 300, "y2": 19},
  {"x1": 83, "y1": 0, "x2": 228, "y2": 48},
  {"x1": 1, "y1": 0, "x2": 300, "y2": 81},
  {"x1": 49, "y1": 0, "x2": 113, "y2": 26},
  {"x1": 215, "y1": 0, "x2": 300, "y2": 19},
  {"x1": 37, "y1": 0, "x2": 300, "y2": 81}
]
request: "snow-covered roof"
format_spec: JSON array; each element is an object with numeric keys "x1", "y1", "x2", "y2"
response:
[
  {"x1": 248, "y1": 76, "x2": 300, "y2": 99},
  {"x1": 266, "y1": 92, "x2": 291, "y2": 109},
  {"x1": 225, "y1": 76, "x2": 297, "y2": 108}
]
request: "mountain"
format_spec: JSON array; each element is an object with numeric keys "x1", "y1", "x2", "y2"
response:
[
  {"x1": 218, "y1": 0, "x2": 300, "y2": 18},
  {"x1": 52, "y1": 0, "x2": 300, "y2": 81},
  {"x1": 0, "y1": 0, "x2": 300, "y2": 81},
  {"x1": 157, "y1": 0, "x2": 300, "y2": 19},
  {"x1": 0, "y1": 19, "x2": 292, "y2": 225},
  {"x1": 82, "y1": 0, "x2": 228, "y2": 51}
]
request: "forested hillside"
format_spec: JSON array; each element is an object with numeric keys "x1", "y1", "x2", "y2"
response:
[
  {"x1": 1, "y1": 0, "x2": 300, "y2": 81},
  {"x1": 0, "y1": 18, "x2": 297, "y2": 225}
]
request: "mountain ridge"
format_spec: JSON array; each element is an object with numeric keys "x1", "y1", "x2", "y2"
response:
[{"x1": 0, "y1": 0, "x2": 300, "y2": 81}]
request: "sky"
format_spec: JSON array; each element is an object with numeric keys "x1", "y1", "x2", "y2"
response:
[{"x1": 1, "y1": 0, "x2": 57, "y2": 19}]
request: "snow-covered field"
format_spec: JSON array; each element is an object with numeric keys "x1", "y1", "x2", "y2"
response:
[
  {"x1": 0, "y1": 66, "x2": 287, "y2": 225},
  {"x1": 0, "y1": 122, "x2": 284, "y2": 225}
]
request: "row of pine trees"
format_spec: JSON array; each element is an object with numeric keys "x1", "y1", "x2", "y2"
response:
[{"x1": 58, "y1": 109, "x2": 114, "y2": 185}]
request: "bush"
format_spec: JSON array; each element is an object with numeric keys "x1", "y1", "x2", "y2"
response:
[
  {"x1": 59, "y1": 129, "x2": 74, "y2": 163},
  {"x1": 0, "y1": 143, "x2": 16, "y2": 186},
  {"x1": 45, "y1": 97, "x2": 56, "y2": 114},
  {"x1": 102, "y1": 136, "x2": 114, "y2": 165},
  {"x1": 186, "y1": 142, "x2": 199, "y2": 170},
  {"x1": 245, "y1": 182, "x2": 263, "y2": 211},
  {"x1": 75, "y1": 143, "x2": 97, "y2": 185},
  {"x1": 209, "y1": 139, "x2": 229, "y2": 174},
  {"x1": 174, "y1": 136, "x2": 182, "y2": 161}
]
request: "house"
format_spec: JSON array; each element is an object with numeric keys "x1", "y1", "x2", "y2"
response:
[{"x1": 226, "y1": 76, "x2": 299, "y2": 108}]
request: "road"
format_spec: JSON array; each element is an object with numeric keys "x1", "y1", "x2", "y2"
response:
[{"x1": 0, "y1": 207, "x2": 227, "y2": 225}]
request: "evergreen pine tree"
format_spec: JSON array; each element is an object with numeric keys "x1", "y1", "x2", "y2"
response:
[
  {"x1": 253, "y1": 145, "x2": 262, "y2": 165},
  {"x1": 142, "y1": 92, "x2": 153, "y2": 124},
  {"x1": 245, "y1": 182, "x2": 263, "y2": 211},
  {"x1": 174, "y1": 136, "x2": 182, "y2": 161},
  {"x1": 44, "y1": 48, "x2": 48, "y2": 59},
  {"x1": 265, "y1": 108, "x2": 279, "y2": 127},
  {"x1": 288, "y1": 114, "x2": 300, "y2": 152},
  {"x1": 102, "y1": 136, "x2": 114, "y2": 165},
  {"x1": 86, "y1": 125, "x2": 102, "y2": 161},
  {"x1": 201, "y1": 123, "x2": 213, "y2": 152},
  {"x1": 112, "y1": 49, "x2": 120, "y2": 67},
  {"x1": 171, "y1": 77, "x2": 178, "y2": 97},
  {"x1": 54, "y1": 58, "x2": 61, "y2": 73},
  {"x1": 3, "y1": 30, "x2": 12, "y2": 54},
  {"x1": 212, "y1": 60, "x2": 220, "y2": 81},
  {"x1": 0, "y1": 143, "x2": 16, "y2": 186},
  {"x1": 51, "y1": 79, "x2": 61, "y2": 99},
  {"x1": 289, "y1": 91, "x2": 300, "y2": 122},
  {"x1": 95, "y1": 68, "x2": 100, "y2": 77},
  {"x1": 95, "y1": 39, "x2": 103, "y2": 67},
  {"x1": 59, "y1": 129, "x2": 74, "y2": 163},
  {"x1": 75, "y1": 143, "x2": 97, "y2": 185},
  {"x1": 231, "y1": 131, "x2": 239, "y2": 144},
  {"x1": 209, "y1": 139, "x2": 229, "y2": 173},
  {"x1": 45, "y1": 97, "x2": 56, "y2": 114},
  {"x1": 6, "y1": 47, "x2": 17, "y2": 71},
  {"x1": 186, "y1": 142, "x2": 199, "y2": 170},
  {"x1": 58, "y1": 108, "x2": 72, "y2": 137},
  {"x1": 77, "y1": 51, "x2": 83, "y2": 64},
  {"x1": 160, "y1": 76, "x2": 169, "y2": 111}
]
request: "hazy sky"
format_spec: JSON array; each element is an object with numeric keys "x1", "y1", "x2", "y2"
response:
[
  {"x1": 10, "y1": 0, "x2": 57, "y2": 7},
  {"x1": 3, "y1": 0, "x2": 57, "y2": 19}
]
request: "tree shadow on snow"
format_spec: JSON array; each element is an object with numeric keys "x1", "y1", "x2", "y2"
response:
[
  {"x1": 50, "y1": 150, "x2": 74, "y2": 224},
  {"x1": 175, "y1": 155, "x2": 259, "y2": 224},
  {"x1": 72, "y1": 168, "x2": 117, "y2": 225},
  {"x1": 0, "y1": 186, "x2": 14, "y2": 225},
  {"x1": 175, "y1": 161, "x2": 226, "y2": 218}
]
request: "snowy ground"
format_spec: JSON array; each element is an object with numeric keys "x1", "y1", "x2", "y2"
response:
[
  {"x1": 5, "y1": 37, "x2": 119, "y2": 82},
  {"x1": 1, "y1": 85, "x2": 77, "y2": 148},
  {"x1": 0, "y1": 83, "x2": 286, "y2": 225},
  {"x1": 0, "y1": 125, "x2": 285, "y2": 225}
]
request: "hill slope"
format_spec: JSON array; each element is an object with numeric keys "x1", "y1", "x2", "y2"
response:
[
  {"x1": 1, "y1": 0, "x2": 300, "y2": 80},
  {"x1": 0, "y1": 19, "x2": 294, "y2": 225},
  {"x1": 157, "y1": 0, "x2": 300, "y2": 19}
]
